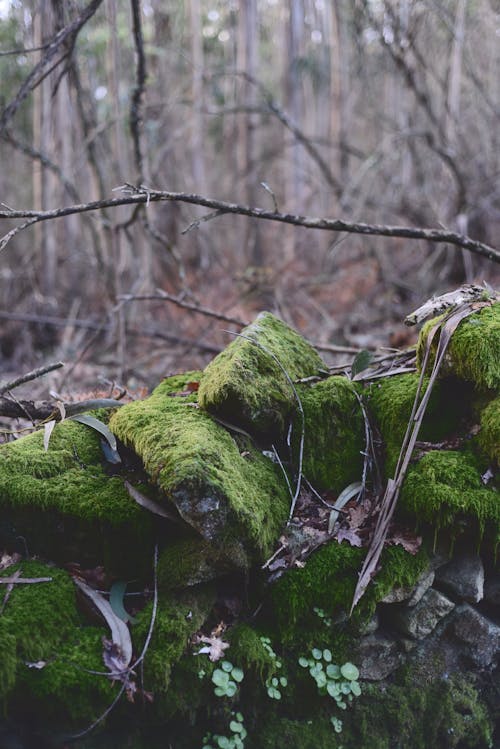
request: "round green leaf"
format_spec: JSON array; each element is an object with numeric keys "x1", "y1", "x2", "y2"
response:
[
  {"x1": 279, "y1": 676, "x2": 288, "y2": 687},
  {"x1": 212, "y1": 670, "x2": 230, "y2": 687},
  {"x1": 326, "y1": 664, "x2": 341, "y2": 679},
  {"x1": 350, "y1": 680, "x2": 362, "y2": 696},
  {"x1": 315, "y1": 671, "x2": 327, "y2": 688},
  {"x1": 326, "y1": 681, "x2": 340, "y2": 698},
  {"x1": 221, "y1": 660, "x2": 233, "y2": 672},
  {"x1": 337, "y1": 700, "x2": 347, "y2": 709},
  {"x1": 230, "y1": 721, "x2": 243, "y2": 733},
  {"x1": 312, "y1": 648, "x2": 322, "y2": 660},
  {"x1": 231, "y1": 667, "x2": 244, "y2": 683},
  {"x1": 341, "y1": 681, "x2": 351, "y2": 694},
  {"x1": 217, "y1": 737, "x2": 230, "y2": 749},
  {"x1": 323, "y1": 649, "x2": 332, "y2": 662},
  {"x1": 236, "y1": 712, "x2": 244, "y2": 722},
  {"x1": 226, "y1": 681, "x2": 237, "y2": 697},
  {"x1": 214, "y1": 687, "x2": 226, "y2": 697},
  {"x1": 340, "y1": 662, "x2": 359, "y2": 681},
  {"x1": 298, "y1": 656, "x2": 309, "y2": 668}
]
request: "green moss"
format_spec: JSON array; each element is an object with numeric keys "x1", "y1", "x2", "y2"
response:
[
  {"x1": 0, "y1": 414, "x2": 146, "y2": 525},
  {"x1": 158, "y1": 537, "x2": 238, "y2": 589},
  {"x1": 133, "y1": 586, "x2": 214, "y2": 699},
  {"x1": 227, "y1": 624, "x2": 277, "y2": 682},
  {"x1": 0, "y1": 621, "x2": 17, "y2": 698},
  {"x1": 365, "y1": 373, "x2": 468, "y2": 476},
  {"x1": 110, "y1": 372, "x2": 289, "y2": 562},
  {"x1": 295, "y1": 376, "x2": 364, "y2": 492},
  {"x1": 478, "y1": 396, "x2": 500, "y2": 465},
  {"x1": 253, "y1": 714, "x2": 337, "y2": 749},
  {"x1": 22, "y1": 626, "x2": 116, "y2": 724},
  {"x1": 198, "y1": 312, "x2": 326, "y2": 440},
  {"x1": 268, "y1": 541, "x2": 430, "y2": 643},
  {"x1": 339, "y1": 674, "x2": 493, "y2": 749},
  {"x1": 416, "y1": 302, "x2": 500, "y2": 390},
  {"x1": 401, "y1": 451, "x2": 499, "y2": 543}
]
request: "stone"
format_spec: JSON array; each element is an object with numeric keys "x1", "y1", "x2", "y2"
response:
[
  {"x1": 483, "y1": 574, "x2": 500, "y2": 607},
  {"x1": 452, "y1": 604, "x2": 500, "y2": 668},
  {"x1": 435, "y1": 553, "x2": 484, "y2": 603},
  {"x1": 392, "y1": 588, "x2": 455, "y2": 639},
  {"x1": 381, "y1": 569, "x2": 434, "y2": 606},
  {"x1": 356, "y1": 633, "x2": 401, "y2": 680}
]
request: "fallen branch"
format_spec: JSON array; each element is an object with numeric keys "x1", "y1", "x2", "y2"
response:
[
  {"x1": 0, "y1": 396, "x2": 124, "y2": 421},
  {"x1": 0, "y1": 361, "x2": 64, "y2": 395},
  {"x1": 1, "y1": 187, "x2": 498, "y2": 263}
]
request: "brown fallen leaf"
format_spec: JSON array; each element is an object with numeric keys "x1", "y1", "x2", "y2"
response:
[{"x1": 195, "y1": 634, "x2": 230, "y2": 662}]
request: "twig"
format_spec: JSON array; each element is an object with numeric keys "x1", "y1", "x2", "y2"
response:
[
  {"x1": 129, "y1": 0, "x2": 147, "y2": 184},
  {"x1": 119, "y1": 291, "x2": 248, "y2": 327},
  {"x1": 0, "y1": 361, "x2": 64, "y2": 395},
  {"x1": 181, "y1": 208, "x2": 228, "y2": 234},
  {"x1": 0, "y1": 396, "x2": 124, "y2": 421},
  {"x1": 0, "y1": 188, "x2": 498, "y2": 262}
]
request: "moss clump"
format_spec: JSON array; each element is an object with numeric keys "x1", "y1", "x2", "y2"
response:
[
  {"x1": 134, "y1": 586, "x2": 214, "y2": 702},
  {"x1": 198, "y1": 312, "x2": 326, "y2": 440},
  {"x1": 110, "y1": 372, "x2": 289, "y2": 562},
  {"x1": 22, "y1": 626, "x2": 116, "y2": 725},
  {"x1": 268, "y1": 541, "x2": 430, "y2": 643},
  {"x1": 0, "y1": 621, "x2": 17, "y2": 698},
  {"x1": 478, "y1": 396, "x2": 500, "y2": 465},
  {"x1": 252, "y1": 714, "x2": 337, "y2": 749},
  {"x1": 365, "y1": 373, "x2": 468, "y2": 476},
  {"x1": 227, "y1": 624, "x2": 277, "y2": 682},
  {"x1": 339, "y1": 674, "x2": 493, "y2": 749},
  {"x1": 0, "y1": 415, "x2": 143, "y2": 525},
  {"x1": 401, "y1": 451, "x2": 499, "y2": 543},
  {"x1": 416, "y1": 302, "x2": 500, "y2": 390},
  {"x1": 295, "y1": 376, "x2": 364, "y2": 492},
  {"x1": 158, "y1": 537, "x2": 239, "y2": 589}
]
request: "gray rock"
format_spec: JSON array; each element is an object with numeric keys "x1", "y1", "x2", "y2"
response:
[
  {"x1": 355, "y1": 612, "x2": 379, "y2": 636},
  {"x1": 356, "y1": 633, "x2": 401, "y2": 680},
  {"x1": 381, "y1": 569, "x2": 434, "y2": 607},
  {"x1": 483, "y1": 574, "x2": 500, "y2": 607},
  {"x1": 435, "y1": 553, "x2": 484, "y2": 603},
  {"x1": 392, "y1": 588, "x2": 455, "y2": 639},
  {"x1": 452, "y1": 604, "x2": 500, "y2": 668}
]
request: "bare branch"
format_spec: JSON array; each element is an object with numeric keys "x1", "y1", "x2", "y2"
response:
[
  {"x1": 0, "y1": 396, "x2": 124, "y2": 422},
  {"x1": 129, "y1": 0, "x2": 147, "y2": 183},
  {"x1": 0, "y1": 362, "x2": 64, "y2": 395},
  {"x1": 119, "y1": 291, "x2": 249, "y2": 327},
  {"x1": 0, "y1": 0, "x2": 104, "y2": 132},
  {"x1": 0, "y1": 187, "x2": 498, "y2": 262}
]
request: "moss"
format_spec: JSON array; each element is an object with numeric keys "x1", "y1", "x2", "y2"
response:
[
  {"x1": 132, "y1": 586, "x2": 215, "y2": 699},
  {"x1": 416, "y1": 302, "x2": 500, "y2": 390},
  {"x1": 365, "y1": 373, "x2": 469, "y2": 476},
  {"x1": 400, "y1": 450, "x2": 499, "y2": 543},
  {"x1": 339, "y1": 674, "x2": 493, "y2": 749},
  {"x1": 0, "y1": 560, "x2": 112, "y2": 721},
  {"x1": 227, "y1": 624, "x2": 277, "y2": 682},
  {"x1": 294, "y1": 376, "x2": 364, "y2": 492},
  {"x1": 198, "y1": 312, "x2": 326, "y2": 441},
  {"x1": 268, "y1": 541, "x2": 430, "y2": 643},
  {"x1": 110, "y1": 372, "x2": 289, "y2": 562},
  {"x1": 158, "y1": 537, "x2": 239, "y2": 589},
  {"x1": 252, "y1": 714, "x2": 337, "y2": 749},
  {"x1": 478, "y1": 396, "x2": 500, "y2": 465},
  {"x1": 22, "y1": 626, "x2": 116, "y2": 725}
]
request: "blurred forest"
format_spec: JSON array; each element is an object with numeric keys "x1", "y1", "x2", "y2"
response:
[{"x1": 0, "y1": 0, "x2": 499, "y2": 393}]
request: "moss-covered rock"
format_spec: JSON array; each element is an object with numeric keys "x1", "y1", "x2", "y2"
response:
[
  {"x1": 158, "y1": 537, "x2": 239, "y2": 589},
  {"x1": 478, "y1": 395, "x2": 500, "y2": 465},
  {"x1": 416, "y1": 302, "x2": 500, "y2": 390},
  {"x1": 198, "y1": 312, "x2": 326, "y2": 441},
  {"x1": 267, "y1": 540, "x2": 430, "y2": 643},
  {"x1": 0, "y1": 415, "x2": 153, "y2": 574},
  {"x1": 365, "y1": 373, "x2": 468, "y2": 477},
  {"x1": 295, "y1": 376, "x2": 364, "y2": 492},
  {"x1": 110, "y1": 372, "x2": 289, "y2": 563},
  {"x1": 400, "y1": 450, "x2": 499, "y2": 546}
]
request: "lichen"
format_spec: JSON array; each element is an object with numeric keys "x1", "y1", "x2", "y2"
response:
[
  {"x1": 294, "y1": 376, "x2": 364, "y2": 492},
  {"x1": 110, "y1": 372, "x2": 290, "y2": 562},
  {"x1": 400, "y1": 450, "x2": 499, "y2": 545},
  {"x1": 197, "y1": 312, "x2": 326, "y2": 440},
  {"x1": 416, "y1": 302, "x2": 500, "y2": 390}
]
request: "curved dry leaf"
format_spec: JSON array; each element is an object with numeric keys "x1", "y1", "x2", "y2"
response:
[
  {"x1": 43, "y1": 419, "x2": 56, "y2": 451},
  {"x1": 73, "y1": 578, "x2": 132, "y2": 671}
]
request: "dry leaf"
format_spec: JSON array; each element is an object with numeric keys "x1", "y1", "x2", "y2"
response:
[{"x1": 196, "y1": 634, "x2": 230, "y2": 662}]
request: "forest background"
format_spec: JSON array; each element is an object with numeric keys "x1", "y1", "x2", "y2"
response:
[{"x1": 0, "y1": 0, "x2": 499, "y2": 399}]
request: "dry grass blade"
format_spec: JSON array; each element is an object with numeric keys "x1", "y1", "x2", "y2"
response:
[{"x1": 351, "y1": 302, "x2": 485, "y2": 612}]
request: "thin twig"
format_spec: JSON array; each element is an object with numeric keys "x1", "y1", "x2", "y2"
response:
[
  {"x1": 0, "y1": 361, "x2": 64, "y2": 395},
  {"x1": 119, "y1": 291, "x2": 248, "y2": 327}
]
